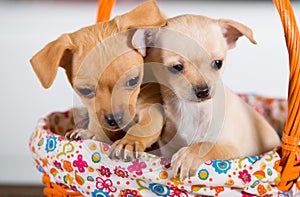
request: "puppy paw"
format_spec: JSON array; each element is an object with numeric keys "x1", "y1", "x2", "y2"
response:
[
  {"x1": 109, "y1": 138, "x2": 145, "y2": 162},
  {"x1": 65, "y1": 129, "x2": 94, "y2": 140},
  {"x1": 171, "y1": 143, "x2": 213, "y2": 181}
]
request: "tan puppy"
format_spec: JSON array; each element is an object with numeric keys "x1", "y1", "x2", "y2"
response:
[
  {"x1": 132, "y1": 15, "x2": 281, "y2": 179},
  {"x1": 30, "y1": 0, "x2": 166, "y2": 161}
]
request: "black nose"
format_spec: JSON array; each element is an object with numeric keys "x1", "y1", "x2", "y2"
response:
[
  {"x1": 193, "y1": 85, "x2": 210, "y2": 99},
  {"x1": 104, "y1": 112, "x2": 124, "y2": 128}
]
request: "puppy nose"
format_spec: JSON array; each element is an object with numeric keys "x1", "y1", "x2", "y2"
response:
[
  {"x1": 193, "y1": 85, "x2": 210, "y2": 99},
  {"x1": 104, "y1": 112, "x2": 124, "y2": 128}
]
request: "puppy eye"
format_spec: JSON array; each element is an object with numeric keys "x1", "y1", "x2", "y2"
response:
[
  {"x1": 211, "y1": 60, "x2": 223, "y2": 70},
  {"x1": 168, "y1": 64, "x2": 184, "y2": 74},
  {"x1": 126, "y1": 76, "x2": 140, "y2": 87},
  {"x1": 77, "y1": 87, "x2": 95, "y2": 98}
]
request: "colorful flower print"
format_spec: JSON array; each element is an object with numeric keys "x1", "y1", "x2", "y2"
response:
[
  {"x1": 91, "y1": 189, "x2": 110, "y2": 197},
  {"x1": 75, "y1": 173, "x2": 85, "y2": 185},
  {"x1": 45, "y1": 136, "x2": 57, "y2": 153},
  {"x1": 63, "y1": 174, "x2": 74, "y2": 185},
  {"x1": 63, "y1": 160, "x2": 73, "y2": 172},
  {"x1": 212, "y1": 160, "x2": 232, "y2": 174},
  {"x1": 273, "y1": 160, "x2": 281, "y2": 172},
  {"x1": 127, "y1": 159, "x2": 147, "y2": 176},
  {"x1": 96, "y1": 177, "x2": 116, "y2": 193},
  {"x1": 246, "y1": 155, "x2": 261, "y2": 164},
  {"x1": 160, "y1": 158, "x2": 171, "y2": 169},
  {"x1": 267, "y1": 168, "x2": 273, "y2": 176},
  {"x1": 119, "y1": 189, "x2": 142, "y2": 197},
  {"x1": 97, "y1": 166, "x2": 111, "y2": 178},
  {"x1": 149, "y1": 183, "x2": 170, "y2": 196},
  {"x1": 101, "y1": 143, "x2": 110, "y2": 153},
  {"x1": 169, "y1": 187, "x2": 188, "y2": 197},
  {"x1": 253, "y1": 170, "x2": 266, "y2": 181},
  {"x1": 198, "y1": 169, "x2": 209, "y2": 180},
  {"x1": 114, "y1": 166, "x2": 129, "y2": 178},
  {"x1": 170, "y1": 177, "x2": 184, "y2": 187},
  {"x1": 30, "y1": 107, "x2": 288, "y2": 197},
  {"x1": 53, "y1": 160, "x2": 63, "y2": 171},
  {"x1": 87, "y1": 176, "x2": 94, "y2": 182},
  {"x1": 238, "y1": 169, "x2": 252, "y2": 184},
  {"x1": 210, "y1": 186, "x2": 225, "y2": 196},
  {"x1": 226, "y1": 179, "x2": 235, "y2": 186},
  {"x1": 91, "y1": 152, "x2": 101, "y2": 163},
  {"x1": 241, "y1": 191, "x2": 256, "y2": 197},
  {"x1": 257, "y1": 185, "x2": 267, "y2": 195},
  {"x1": 73, "y1": 154, "x2": 88, "y2": 173},
  {"x1": 50, "y1": 168, "x2": 58, "y2": 177}
]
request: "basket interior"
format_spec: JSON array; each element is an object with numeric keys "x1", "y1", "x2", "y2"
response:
[{"x1": 46, "y1": 94, "x2": 287, "y2": 140}]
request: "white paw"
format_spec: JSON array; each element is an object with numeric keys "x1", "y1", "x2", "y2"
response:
[
  {"x1": 109, "y1": 139, "x2": 145, "y2": 162},
  {"x1": 65, "y1": 129, "x2": 93, "y2": 140},
  {"x1": 171, "y1": 145, "x2": 204, "y2": 181}
]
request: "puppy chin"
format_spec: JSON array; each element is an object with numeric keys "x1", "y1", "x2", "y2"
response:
[
  {"x1": 191, "y1": 96, "x2": 212, "y2": 103},
  {"x1": 196, "y1": 96, "x2": 212, "y2": 103}
]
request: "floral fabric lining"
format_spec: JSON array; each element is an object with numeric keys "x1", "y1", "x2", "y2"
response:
[{"x1": 29, "y1": 94, "x2": 300, "y2": 196}]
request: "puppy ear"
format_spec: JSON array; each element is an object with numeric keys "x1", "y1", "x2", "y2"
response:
[
  {"x1": 115, "y1": 0, "x2": 166, "y2": 31},
  {"x1": 30, "y1": 34, "x2": 75, "y2": 88},
  {"x1": 132, "y1": 28, "x2": 157, "y2": 56},
  {"x1": 218, "y1": 19, "x2": 257, "y2": 49}
]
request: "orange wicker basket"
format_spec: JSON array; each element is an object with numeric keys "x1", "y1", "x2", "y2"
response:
[
  {"x1": 34, "y1": 0, "x2": 299, "y2": 196},
  {"x1": 273, "y1": 0, "x2": 300, "y2": 192}
]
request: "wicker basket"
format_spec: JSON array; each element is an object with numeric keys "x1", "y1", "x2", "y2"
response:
[{"x1": 29, "y1": 0, "x2": 300, "y2": 196}]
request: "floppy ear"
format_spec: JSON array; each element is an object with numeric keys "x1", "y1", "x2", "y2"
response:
[
  {"x1": 30, "y1": 34, "x2": 75, "y2": 88},
  {"x1": 115, "y1": 0, "x2": 166, "y2": 31},
  {"x1": 131, "y1": 28, "x2": 157, "y2": 57},
  {"x1": 218, "y1": 19, "x2": 257, "y2": 49}
]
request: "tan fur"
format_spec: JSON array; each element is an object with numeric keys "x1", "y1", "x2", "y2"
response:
[
  {"x1": 30, "y1": 0, "x2": 166, "y2": 161},
  {"x1": 132, "y1": 14, "x2": 280, "y2": 180}
]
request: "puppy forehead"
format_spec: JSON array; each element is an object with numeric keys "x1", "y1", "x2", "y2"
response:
[
  {"x1": 75, "y1": 50, "x2": 143, "y2": 88},
  {"x1": 104, "y1": 51, "x2": 143, "y2": 79},
  {"x1": 71, "y1": 20, "x2": 118, "y2": 46},
  {"x1": 73, "y1": 26, "x2": 143, "y2": 85},
  {"x1": 70, "y1": 21, "x2": 124, "y2": 74},
  {"x1": 162, "y1": 16, "x2": 227, "y2": 59}
]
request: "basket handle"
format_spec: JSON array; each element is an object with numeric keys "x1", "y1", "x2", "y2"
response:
[
  {"x1": 273, "y1": 0, "x2": 300, "y2": 191},
  {"x1": 96, "y1": 0, "x2": 116, "y2": 23}
]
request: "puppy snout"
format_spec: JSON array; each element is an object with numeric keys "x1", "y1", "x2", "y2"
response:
[
  {"x1": 193, "y1": 85, "x2": 210, "y2": 99},
  {"x1": 104, "y1": 112, "x2": 124, "y2": 128}
]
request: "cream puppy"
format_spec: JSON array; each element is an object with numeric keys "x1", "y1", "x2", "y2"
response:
[
  {"x1": 132, "y1": 14, "x2": 281, "y2": 179},
  {"x1": 30, "y1": 0, "x2": 166, "y2": 161}
]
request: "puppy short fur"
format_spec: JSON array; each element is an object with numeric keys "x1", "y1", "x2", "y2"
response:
[
  {"x1": 30, "y1": 0, "x2": 166, "y2": 161},
  {"x1": 132, "y1": 14, "x2": 281, "y2": 179}
]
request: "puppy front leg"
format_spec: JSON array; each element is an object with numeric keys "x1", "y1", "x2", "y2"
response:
[
  {"x1": 171, "y1": 142, "x2": 238, "y2": 181},
  {"x1": 109, "y1": 103, "x2": 164, "y2": 162},
  {"x1": 65, "y1": 108, "x2": 97, "y2": 140}
]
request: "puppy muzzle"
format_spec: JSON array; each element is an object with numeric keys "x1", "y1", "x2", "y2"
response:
[{"x1": 193, "y1": 85, "x2": 210, "y2": 99}]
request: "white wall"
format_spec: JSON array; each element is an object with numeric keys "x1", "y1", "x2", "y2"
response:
[{"x1": 0, "y1": 0, "x2": 298, "y2": 184}]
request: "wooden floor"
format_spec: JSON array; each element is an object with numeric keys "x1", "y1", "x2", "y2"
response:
[{"x1": 0, "y1": 185, "x2": 44, "y2": 197}]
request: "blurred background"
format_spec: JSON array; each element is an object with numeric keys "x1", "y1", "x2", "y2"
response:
[{"x1": 0, "y1": 0, "x2": 299, "y2": 190}]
